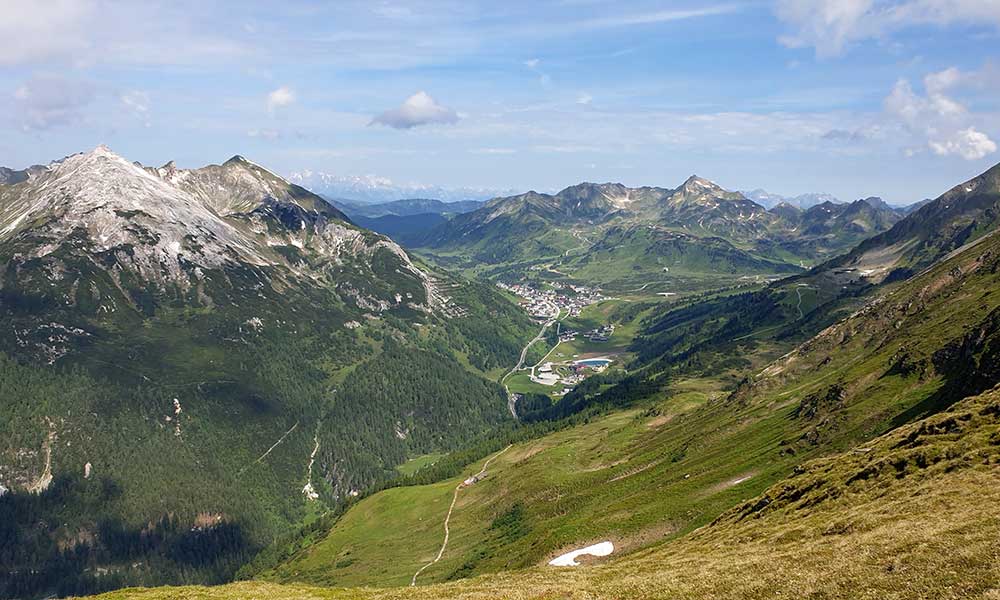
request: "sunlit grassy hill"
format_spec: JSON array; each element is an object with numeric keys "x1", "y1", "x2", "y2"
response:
[
  {"x1": 196, "y1": 216, "x2": 1000, "y2": 593},
  {"x1": 87, "y1": 383, "x2": 1000, "y2": 599}
]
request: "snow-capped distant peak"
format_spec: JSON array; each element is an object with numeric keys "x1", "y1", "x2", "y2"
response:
[{"x1": 288, "y1": 170, "x2": 518, "y2": 203}]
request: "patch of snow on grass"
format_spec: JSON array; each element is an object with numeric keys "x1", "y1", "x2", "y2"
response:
[{"x1": 548, "y1": 541, "x2": 614, "y2": 567}]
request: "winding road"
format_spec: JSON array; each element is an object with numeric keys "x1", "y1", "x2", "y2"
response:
[
  {"x1": 501, "y1": 302, "x2": 561, "y2": 418},
  {"x1": 794, "y1": 284, "x2": 816, "y2": 320}
]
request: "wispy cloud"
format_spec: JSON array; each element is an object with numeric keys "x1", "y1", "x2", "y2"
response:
[
  {"x1": 775, "y1": 0, "x2": 1000, "y2": 57},
  {"x1": 0, "y1": 1, "x2": 249, "y2": 67},
  {"x1": 563, "y1": 5, "x2": 741, "y2": 32},
  {"x1": 523, "y1": 58, "x2": 552, "y2": 87},
  {"x1": 13, "y1": 75, "x2": 95, "y2": 131},
  {"x1": 470, "y1": 147, "x2": 516, "y2": 155},
  {"x1": 121, "y1": 90, "x2": 152, "y2": 127}
]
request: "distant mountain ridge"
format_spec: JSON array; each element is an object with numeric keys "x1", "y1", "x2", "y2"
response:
[
  {"x1": 821, "y1": 160, "x2": 1000, "y2": 282},
  {"x1": 287, "y1": 170, "x2": 518, "y2": 204},
  {"x1": 418, "y1": 176, "x2": 904, "y2": 284},
  {"x1": 742, "y1": 188, "x2": 840, "y2": 209},
  {"x1": 332, "y1": 197, "x2": 484, "y2": 219}
]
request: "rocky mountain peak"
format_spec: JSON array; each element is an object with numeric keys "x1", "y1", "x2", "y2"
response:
[
  {"x1": 0, "y1": 147, "x2": 436, "y2": 317},
  {"x1": 680, "y1": 175, "x2": 723, "y2": 193}
]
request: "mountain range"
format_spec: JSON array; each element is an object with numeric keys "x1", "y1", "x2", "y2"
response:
[
  {"x1": 286, "y1": 170, "x2": 518, "y2": 205},
  {"x1": 3, "y1": 148, "x2": 1000, "y2": 600},
  {"x1": 742, "y1": 188, "x2": 841, "y2": 209},
  {"x1": 417, "y1": 176, "x2": 905, "y2": 287},
  {"x1": 327, "y1": 198, "x2": 485, "y2": 247}
]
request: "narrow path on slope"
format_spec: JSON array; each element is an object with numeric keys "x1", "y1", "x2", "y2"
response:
[
  {"x1": 239, "y1": 421, "x2": 299, "y2": 474},
  {"x1": 563, "y1": 229, "x2": 592, "y2": 257},
  {"x1": 794, "y1": 284, "x2": 816, "y2": 320},
  {"x1": 410, "y1": 444, "x2": 513, "y2": 587}
]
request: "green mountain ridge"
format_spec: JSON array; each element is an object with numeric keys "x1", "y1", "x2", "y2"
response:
[{"x1": 417, "y1": 176, "x2": 902, "y2": 289}]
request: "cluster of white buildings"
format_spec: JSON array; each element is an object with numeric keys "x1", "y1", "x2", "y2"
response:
[{"x1": 497, "y1": 282, "x2": 607, "y2": 319}]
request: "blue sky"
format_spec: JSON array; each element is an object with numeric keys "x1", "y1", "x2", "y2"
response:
[{"x1": 2, "y1": 0, "x2": 999, "y2": 204}]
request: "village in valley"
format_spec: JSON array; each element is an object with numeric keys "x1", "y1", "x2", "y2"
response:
[
  {"x1": 498, "y1": 280, "x2": 624, "y2": 398},
  {"x1": 495, "y1": 281, "x2": 608, "y2": 320}
]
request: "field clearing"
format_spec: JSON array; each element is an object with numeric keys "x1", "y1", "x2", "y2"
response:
[{"x1": 396, "y1": 453, "x2": 447, "y2": 477}]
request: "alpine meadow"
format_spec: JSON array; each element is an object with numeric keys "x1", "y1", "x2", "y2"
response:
[{"x1": 2, "y1": 2, "x2": 999, "y2": 599}]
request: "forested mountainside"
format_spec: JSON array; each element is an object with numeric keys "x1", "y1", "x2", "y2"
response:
[{"x1": 0, "y1": 148, "x2": 536, "y2": 598}]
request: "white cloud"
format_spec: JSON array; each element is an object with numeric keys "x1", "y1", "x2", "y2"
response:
[
  {"x1": 13, "y1": 76, "x2": 95, "y2": 131},
  {"x1": 565, "y1": 5, "x2": 741, "y2": 32},
  {"x1": 523, "y1": 58, "x2": 552, "y2": 87},
  {"x1": 0, "y1": 0, "x2": 94, "y2": 66},
  {"x1": 929, "y1": 127, "x2": 997, "y2": 160},
  {"x1": 576, "y1": 93, "x2": 593, "y2": 105},
  {"x1": 775, "y1": 0, "x2": 1000, "y2": 57},
  {"x1": 121, "y1": 90, "x2": 151, "y2": 115},
  {"x1": 370, "y1": 91, "x2": 459, "y2": 129},
  {"x1": 883, "y1": 67, "x2": 997, "y2": 160},
  {"x1": 266, "y1": 86, "x2": 296, "y2": 112}
]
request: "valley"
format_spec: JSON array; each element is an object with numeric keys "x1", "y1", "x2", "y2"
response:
[
  {"x1": 69, "y1": 158, "x2": 1000, "y2": 600},
  {"x1": 5, "y1": 151, "x2": 995, "y2": 600},
  {"x1": 5, "y1": 6, "x2": 1000, "y2": 600}
]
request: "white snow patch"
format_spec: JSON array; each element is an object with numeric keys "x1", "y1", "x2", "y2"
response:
[{"x1": 549, "y1": 541, "x2": 614, "y2": 566}]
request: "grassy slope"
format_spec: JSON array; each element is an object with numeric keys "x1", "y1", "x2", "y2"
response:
[
  {"x1": 242, "y1": 224, "x2": 1000, "y2": 587},
  {"x1": 86, "y1": 384, "x2": 1000, "y2": 599}
]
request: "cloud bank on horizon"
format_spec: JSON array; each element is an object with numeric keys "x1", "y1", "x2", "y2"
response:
[{"x1": 1, "y1": 0, "x2": 998, "y2": 204}]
